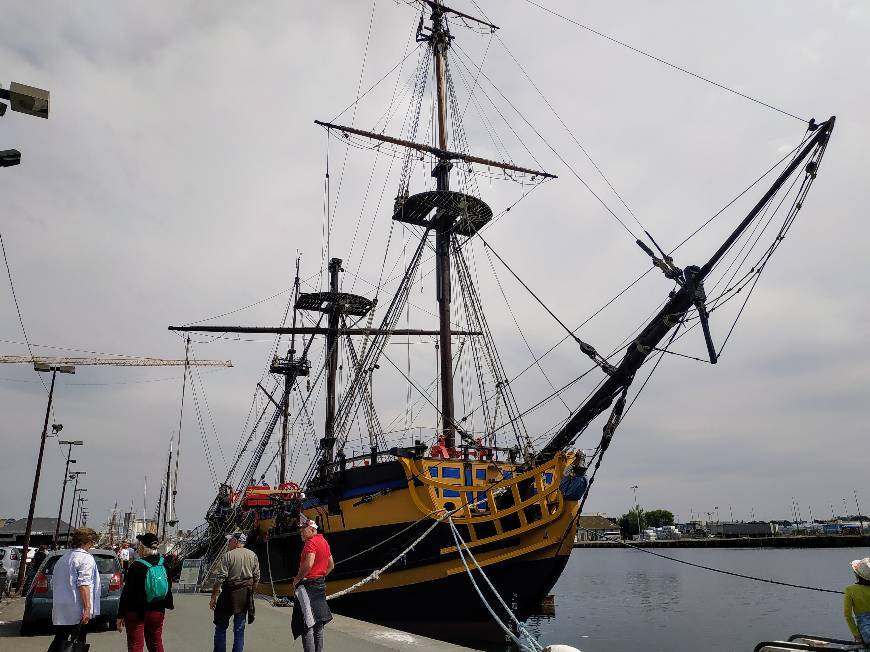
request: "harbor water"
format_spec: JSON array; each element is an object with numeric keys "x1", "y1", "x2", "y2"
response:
[{"x1": 516, "y1": 547, "x2": 866, "y2": 652}]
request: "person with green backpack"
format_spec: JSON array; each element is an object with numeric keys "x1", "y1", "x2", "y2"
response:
[{"x1": 117, "y1": 533, "x2": 174, "y2": 652}]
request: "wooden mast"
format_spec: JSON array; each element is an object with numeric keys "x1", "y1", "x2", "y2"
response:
[
  {"x1": 323, "y1": 257, "x2": 341, "y2": 463},
  {"x1": 431, "y1": 1, "x2": 457, "y2": 449},
  {"x1": 279, "y1": 257, "x2": 302, "y2": 485}
]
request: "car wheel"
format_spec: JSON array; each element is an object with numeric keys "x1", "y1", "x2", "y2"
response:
[{"x1": 105, "y1": 618, "x2": 118, "y2": 631}]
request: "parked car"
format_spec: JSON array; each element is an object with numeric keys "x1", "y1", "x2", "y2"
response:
[
  {"x1": 12, "y1": 546, "x2": 37, "y2": 563},
  {"x1": 0, "y1": 546, "x2": 21, "y2": 576},
  {"x1": 20, "y1": 549, "x2": 123, "y2": 635}
]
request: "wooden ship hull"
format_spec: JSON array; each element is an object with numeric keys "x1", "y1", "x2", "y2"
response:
[{"x1": 248, "y1": 452, "x2": 586, "y2": 624}]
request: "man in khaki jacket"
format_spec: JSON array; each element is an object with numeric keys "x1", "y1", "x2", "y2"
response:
[{"x1": 209, "y1": 533, "x2": 260, "y2": 652}]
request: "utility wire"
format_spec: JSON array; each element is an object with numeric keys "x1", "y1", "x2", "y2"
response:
[{"x1": 523, "y1": 0, "x2": 808, "y2": 123}]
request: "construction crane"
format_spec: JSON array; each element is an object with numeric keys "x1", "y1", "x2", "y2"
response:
[
  {"x1": 6, "y1": 349, "x2": 231, "y2": 592},
  {"x1": 0, "y1": 355, "x2": 232, "y2": 367}
]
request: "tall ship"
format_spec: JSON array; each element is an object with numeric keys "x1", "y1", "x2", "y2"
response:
[{"x1": 168, "y1": 0, "x2": 835, "y2": 642}]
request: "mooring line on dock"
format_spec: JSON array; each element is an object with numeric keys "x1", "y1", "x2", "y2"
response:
[
  {"x1": 325, "y1": 511, "x2": 449, "y2": 601},
  {"x1": 449, "y1": 518, "x2": 544, "y2": 652},
  {"x1": 578, "y1": 526, "x2": 845, "y2": 595}
]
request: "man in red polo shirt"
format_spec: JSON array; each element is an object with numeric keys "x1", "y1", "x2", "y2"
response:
[{"x1": 291, "y1": 519, "x2": 334, "y2": 652}]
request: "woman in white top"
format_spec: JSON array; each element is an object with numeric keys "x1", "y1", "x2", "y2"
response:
[{"x1": 50, "y1": 528, "x2": 100, "y2": 652}]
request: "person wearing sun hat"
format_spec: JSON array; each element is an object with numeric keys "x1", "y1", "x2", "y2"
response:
[{"x1": 844, "y1": 557, "x2": 870, "y2": 645}]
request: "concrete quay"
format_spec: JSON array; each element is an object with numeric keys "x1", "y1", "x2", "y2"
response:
[{"x1": 0, "y1": 593, "x2": 480, "y2": 651}]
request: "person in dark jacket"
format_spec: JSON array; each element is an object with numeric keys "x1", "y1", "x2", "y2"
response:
[
  {"x1": 24, "y1": 545, "x2": 48, "y2": 592},
  {"x1": 117, "y1": 533, "x2": 174, "y2": 652}
]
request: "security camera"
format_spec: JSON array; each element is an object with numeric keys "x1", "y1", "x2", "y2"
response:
[
  {"x1": 51, "y1": 423, "x2": 63, "y2": 434},
  {"x1": 8, "y1": 82, "x2": 49, "y2": 119}
]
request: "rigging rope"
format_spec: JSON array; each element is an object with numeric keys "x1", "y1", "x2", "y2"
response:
[
  {"x1": 493, "y1": 31, "x2": 645, "y2": 235},
  {"x1": 452, "y1": 42, "x2": 641, "y2": 243},
  {"x1": 170, "y1": 337, "x2": 191, "y2": 514},
  {"x1": 326, "y1": 512, "x2": 448, "y2": 601},
  {"x1": 522, "y1": 0, "x2": 808, "y2": 123},
  {"x1": 448, "y1": 518, "x2": 543, "y2": 651},
  {"x1": 477, "y1": 232, "x2": 616, "y2": 375}
]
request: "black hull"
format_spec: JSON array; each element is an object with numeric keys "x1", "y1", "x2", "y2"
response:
[{"x1": 330, "y1": 554, "x2": 569, "y2": 623}]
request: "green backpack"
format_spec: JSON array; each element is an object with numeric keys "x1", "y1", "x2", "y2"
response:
[{"x1": 135, "y1": 555, "x2": 169, "y2": 603}]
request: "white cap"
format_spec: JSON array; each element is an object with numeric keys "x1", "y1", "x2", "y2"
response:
[
  {"x1": 306, "y1": 520, "x2": 318, "y2": 530},
  {"x1": 225, "y1": 532, "x2": 247, "y2": 543}
]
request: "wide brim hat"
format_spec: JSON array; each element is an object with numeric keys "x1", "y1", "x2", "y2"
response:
[{"x1": 852, "y1": 558, "x2": 870, "y2": 582}]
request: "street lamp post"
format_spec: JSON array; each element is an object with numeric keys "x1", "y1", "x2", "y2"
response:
[
  {"x1": 75, "y1": 496, "x2": 88, "y2": 528},
  {"x1": 53, "y1": 440, "x2": 83, "y2": 547},
  {"x1": 66, "y1": 476, "x2": 86, "y2": 542},
  {"x1": 76, "y1": 495, "x2": 87, "y2": 527},
  {"x1": 16, "y1": 363, "x2": 74, "y2": 592}
]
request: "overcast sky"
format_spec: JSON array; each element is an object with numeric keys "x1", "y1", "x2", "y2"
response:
[{"x1": 2, "y1": 1, "x2": 868, "y2": 532}]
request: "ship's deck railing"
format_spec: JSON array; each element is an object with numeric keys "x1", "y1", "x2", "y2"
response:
[
  {"x1": 400, "y1": 452, "x2": 571, "y2": 551},
  {"x1": 753, "y1": 634, "x2": 865, "y2": 651}
]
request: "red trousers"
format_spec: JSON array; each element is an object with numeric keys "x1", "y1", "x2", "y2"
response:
[{"x1": 124, "y1": 610, "x2": 165, "y2": 652}]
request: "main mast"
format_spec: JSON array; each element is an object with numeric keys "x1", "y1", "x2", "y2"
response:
[{"x1": 430, "y1": 1, "x2": 457, "y2": 448}]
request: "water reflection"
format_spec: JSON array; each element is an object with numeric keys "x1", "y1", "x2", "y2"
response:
[
  {"x1": 384, "y1": 548, "x2": 859, "y2": 651},
  {"x1": 521, "y1": 548, "x2": 858, "y2": 652}
]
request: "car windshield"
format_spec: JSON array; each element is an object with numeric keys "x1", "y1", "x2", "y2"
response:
[{"x1": 43, "y1": 553, "x2": 119, "y2": 575}]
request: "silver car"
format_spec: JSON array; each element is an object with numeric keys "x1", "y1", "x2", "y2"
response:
[{"x1": 20, "y1": 548, "x2": 123, "y2": 635}]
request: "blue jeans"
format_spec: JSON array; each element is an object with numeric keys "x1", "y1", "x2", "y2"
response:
[
  {"x1": 857, "y1": 612, "x2": 870, "y2": 644},
  {"x1": 214, "y1": 612, "x2": 246, "y2": 652}
]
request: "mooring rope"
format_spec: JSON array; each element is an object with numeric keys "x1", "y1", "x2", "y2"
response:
[
  {"x1": 577, "y1": 526, "x2": 845, "y2": 595},
  {"x1": 449, "y1": 518, "x2": 544, "y2": 652},
  {"x1": 325, "y1": 511, "x2": 448, "y2": 601}
]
